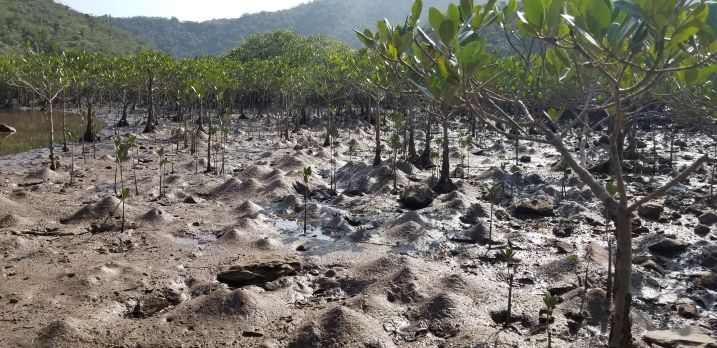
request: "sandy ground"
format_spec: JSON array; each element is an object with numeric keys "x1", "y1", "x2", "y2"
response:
[{"x1": 0, "y1": 110, "x2": 716, "y2": 348}]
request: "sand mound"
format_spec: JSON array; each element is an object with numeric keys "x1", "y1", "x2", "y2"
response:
[
  {"x1": 177, "y1": 288, "x2": 262, "y2": 319},
  {"x1": 0, "y1": 214, "x2": 30, "y2": 228},
  {"x1": 321, "y1": 215, "x2": 355, "y2": 236},
  {"x1": 413, "y1": 293, "x2": 469, "y2": 338},
  {"x1": 290, "y1": 306, "x2": 395, "y2": 348},
  {"x1": 254, "y1": 236, "x2": 281, "y2": 251},
  {"x1": 242, "y1": 164, "x2": 273, "y2": 179},
  {"x1": 61, "y1": 197, "x2": 122, "y2": 223},
  {"x1": 26, "y1": 168, "x2": 64, "y2": 182},
  {"x1": 391, "y1": 211, "x2": 429, "y2": 227},
  {"x1": 99, "y1": 154, "x2": 115, "y2": 161},
  {"x1": 386, "y1": 267, "x2": 425, "y2": 304},
  {"x1": 215, "y1": 228, "x2": 244, "y2": 242},
  {"x1": 275, "y1": 155, "x2": 309, "y2": 171},
  {"x1": 461, "y1": 203, "x2": 489, "y2": 224},
  {"x1": 236, "y1": 201, "x2": 263, "y2": 219},
  {"x1": 141, "y1": 208, "x2": 175, "y2": 224},
  {"x1": 236, "y1": 218, "x2": 274, "y2": 234},
  {"x1": 0, "y1": 235, "x2": 38, "y2": 255},
  {"x1": 385, "y1": 221, "x2": 424, "y2": 242},
  {"x1": 34, "y1": 319, "x2": 88, "y2": 348},
  {"x1": 210, "y1": 177, "x2": 243, "y2": 197},
  {"x1": 440, "y1": 191, "x2": 468, "y2": 211},
  {"x1": 238, "y1": 178, "x2": 263, "y2": 195},
  {"x1": 277, "y1": 195, "x2": 302, "y2": 213}
]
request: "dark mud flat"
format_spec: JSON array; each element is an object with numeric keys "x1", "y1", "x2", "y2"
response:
[{"x1": 0, "y1": 112, "x2": 716, "y2": 348}]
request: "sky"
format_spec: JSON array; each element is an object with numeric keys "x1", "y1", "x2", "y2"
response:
[{"x1": 55, "y1": 0, "x2": 313, "y2": 22}]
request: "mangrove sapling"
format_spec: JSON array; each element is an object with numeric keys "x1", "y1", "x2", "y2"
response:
[
  {"x1": 118, "y1": 188, "x2": 129, "y2": 233},
  {"x1": 560, "y1": 160, "x2": 571, "y2": 199},
  {"x1": 156, "y1": 147, "x2": 167, "y2": 198},
  {"x1": 303, "y1": 166, "x2": 312, "y2": 235},
  {"x1": 543, "y1": 294, "x2": 559, "y2": 348},
  {"x1": 127, "y1": 133, "x2": 139, "y2": 195},
  {"x1": 67, "y1": 131, "x2": 75, "y2": 185},
  {"x1": 327, "y1": 125, "x2": 339, "y2": 192},
  {"x1": 499, "y1": 248, "x2": 518, "y2": 329},
  {"x1": 459, "y1": 132, "x2": 472, "y2": 178},
  {"x1": 212, "y1": 143, "x2": 220, "y2": 175},
  {"x1": 389, "y1": 112, "x2": 404, "y2": 190}
]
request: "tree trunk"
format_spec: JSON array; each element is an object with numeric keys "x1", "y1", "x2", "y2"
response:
[
  {"x1": 49, "y1": 99, "x2": 57, "y2": 170},
  {"x1": 143, "y1": 75, "x2": 156, "y2": 133},
  {"x1": 417, "y1": 114, "x2": 433, "y2": 169},
  {"x1": 609, "y1": 210, "x2": 632, "y2": 348},
  {"x1": 206, "y1": 108, "x2": 212, "y2": 173},
  {"x1": 373, "y1": 103, "x2": 382, "y2": 166},
  {"x1": 433, "y1": 117, "x2": 456, "y2": 194},
  {"x1": 62, "y1": 97, "x2": 68, "y2": 153},
  {"x1": 82, "y1": 99, "x2": 94, "y2": 142}
]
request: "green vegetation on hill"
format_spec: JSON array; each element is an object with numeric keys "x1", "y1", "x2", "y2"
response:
[
  {"x1": 0, "y1": 0, "x2": 151, "y2": 55},
  {"x1": 109, "y1": 0, "x2": 507, "y2": 58}
]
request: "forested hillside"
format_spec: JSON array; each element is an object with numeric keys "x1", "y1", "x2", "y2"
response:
[
  {"x1": 0, "y1": 0, "x2": 150, "y2": 55},
  {"x1": 109, "y1": 0, "x2": 506, "y2": 58}
]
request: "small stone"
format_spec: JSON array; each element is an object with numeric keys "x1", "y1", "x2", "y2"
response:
[
  {"x1": 698, "y1": 212, "x2": 717, "y2": 225},
  {"x1": 643, "y1": 327, "x2": 716, "y2": 347},
  {"x1": 697, "y1": 272, "x2": 717, "y2": 291},
  {"x1": 677, "y1": 302, "x2": 699, "y2": 319},
  {"x1": 638, "y1": 202, "x2": 664, "y2": 220},
  {"x1": 519, "y1": 155, "x2": 531, "y2": 163},
  {"x1": 184, "y1": 196, "x2": 205, "y2": 204},
  {"x1": 695, "y1": 224, "x2": 711, "y2": 236},
  {"x1": 0, "y1": 123, "x2": 16, "y2": 133},
  {"x1": 648, "y1": 238, "x2": 689, "y2": 256},
  {"x1": 399, "y1": 186, "x2": 434, "y2": 210},
  {"x1": 513, "y1": 192, "x2": 555, "y2": 217}
]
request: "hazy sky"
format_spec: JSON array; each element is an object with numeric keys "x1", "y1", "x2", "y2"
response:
[{"x1": 55, "y1": 0, "x2": 313, "y2": 21}]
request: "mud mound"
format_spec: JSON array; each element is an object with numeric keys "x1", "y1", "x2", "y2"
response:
[
  {"x1": 0, "y1": 235, "x2": 38, "y2": 255},
  {"x1": 0, "y1": 195, "x2": 20, "y2": 212},
  {"x1": 386, "y1": 267, "x2": 424, "y2": 304},
  {"x1": 141, "y1": 208, "x2": 175, "y2": 224},
  {"x1": 277, "y1": 195, "x2": 302, "y2": 213},
  {"x1": 321, "y1": 215, "x2": 356, "y2": 236},
  {"x1": 178, "y1": 288, "x2": 262, "y2": 319},
  {"x1": 236, "y1": 201, "x2": 263, "y2": 219},
  {"x1": 385, "y1": 221, "x2": 424, "y2": 242},
  {"x1": 413, "y1": 293, "x2": 469, "y2": 338},
  {"x1": 242, "y1": 164, "x2": 274, "y2": 179},
  {"x1": 215, "y1": 228, "x2": 244, "y2": 242},
  {"x1": 61, "y1": 197, "x2": 122, "y2": 223},
  {"x1": 263, "y1": 177, "x2": 294, "y2": 200},
  {"x1": 237, "y1": 218, "x2": 274, "y2": 234},
  {"x1": 238, "y1": 178, "x2": 263, "y2": 195},
  {"x1": 210, "y1": 177, "x2": 244, "y2": 197},
  {"x1": 391, "y1": 211, "x2": 429, "y2": 227},
  {"x1": 461, "y1": 203, "x2": 489, "y2": 224},
  {"x1": 254, "y1": 236, "x2": 281, "y2": 251},
  {"x1": 275, "y1": 155, "x2": 309, "y2": 171},
  {"x1": 34, "y1": 319, "x2": 88, "y2": 348},
  {"x1": 0, "y1": 213, "x2": 29, "y2": 228},
  {"x1": 26, "y1": 168, "x2": 64, "y2": 182},
  {"x1": 290, "y1": 306, "x2": 395, "y2": 348}
]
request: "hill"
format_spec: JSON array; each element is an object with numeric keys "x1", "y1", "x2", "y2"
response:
[
  {"x1": 0, "y1": 0, "x2": 150, "y2": 55},
  {"x1": 109, "y1": 0, "x2": 491, "y2": 59}
]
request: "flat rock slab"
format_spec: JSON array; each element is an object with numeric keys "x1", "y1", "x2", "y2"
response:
[
  {"x1": 643, "y1": 327, "x2": 717, "y2": 347},
  {"x1": 216, "y1": 255, "x2": 301, "y2": 289}
]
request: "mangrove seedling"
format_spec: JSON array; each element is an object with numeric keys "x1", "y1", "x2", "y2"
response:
[
  {"x1": 118, "y1": 188, "x2": 129, "y2": 233},
  {"x1": 127, "y1": 133, "x2": 139, "y2": 195},
  {"x1": 157, "y1": 146, "x2": 167, "y2": 198},
  {"x1": 543, "y1": 294, "x2": 559, "y2": 348},
  {"x1": 303, "y1": 166, "x2": 312, "y2": 235},
  {"x1": 66, "y1": 131, "x2": 75, "y2": 185},
  {"x1": 499, "y1": 248, "x2": 517, "y2": 329},
  {"x1": 328, "y1": 125, "x2": 339, "y2": 192}
]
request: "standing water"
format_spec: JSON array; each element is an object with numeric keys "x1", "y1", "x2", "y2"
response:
[{"x1": 0, "y1": 110, "x2": 98, "y2": 156}]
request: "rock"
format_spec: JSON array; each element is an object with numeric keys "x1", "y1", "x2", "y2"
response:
[
  {"x1": 183, "y1": 196, "x2": 205, "y2": 204},
  {"x1": 698, "y1": 212, "x2": 717, "y2": 225},
  {"x1": 519, "y1": 155, "x2": 531, "y2": 163},
  {"x1": 399, "y1": 186, "x2": 434, "y2": 210},
  {"x1": 513, "y1": 193, "x2": 554, "y2": 217},
  {"x1": 552, "y1": 222, "x2": 575, "y2": 238},
  {"x1": 695, "y1": 224, "x2": 711, "y2": 236},
  {"x1": 677, "y1": 302, "x2": 699, "y2": 319},
  {"x1": 216, "y1": 256, "x2": 301, "y2": 289},
  {"x1": 648, "y1": 238, "x2": 689, "y2": 257},
  {"x1": 697, "y1": 272, "x2": 717, "y2": 291},
  {"x1": 638, "y1": 202, "x2": 664, "y2": 220},
  {"x1": 0, "y1": 123, "x2": 16, "y2": 133},
  {"x1": 643, "y1": 327, "x2": 717, "y2": 347}
]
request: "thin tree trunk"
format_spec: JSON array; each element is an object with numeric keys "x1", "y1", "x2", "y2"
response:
[{"x1": 49, "y1": 100, "x2": 57, "y2": 170}]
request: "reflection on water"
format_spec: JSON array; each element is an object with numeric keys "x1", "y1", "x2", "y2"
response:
[{"x1": 0, "y1": 110, "x2": 102, "y2": 156}]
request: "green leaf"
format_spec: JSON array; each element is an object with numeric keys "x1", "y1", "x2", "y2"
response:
[
  {"x1": 523, "y1": 0, "x2": 546, "y2": 29},
  {"x1": 409, "y1": 0, "x2": 423, "y2": 26},
  {"x1": 614, "y1": 0, "x2": 642, "y2": 17},
  {"x1": 546, "y1": 0, "x2": 566, "y2": 32},
  {"x1": 439, "y1": 19, "x2": 458, "y2": 45},
  {"x1": 503, "y1": 0, "x2": 517, "y2": 18},
  {"x1": 429, "y1": 8, "x2": 444, "y2": 33},
  {"x1": 460, "y1": 0, "x2": 473, "y2": 18},
  {"x1": 586, "y1": 0, "x2": 611, "y2": 39},
  {"x1": 671, "y1": 19, "x2": 701, "y2": 46},
  {"x1": 605, "y1": 180, "x2": 618, "y2": 196},
  {"x1": 447, "y1": 3, "x2": 461, "y2": 24}
]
